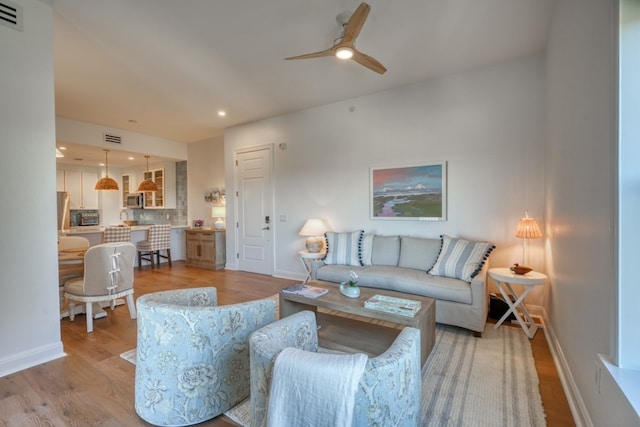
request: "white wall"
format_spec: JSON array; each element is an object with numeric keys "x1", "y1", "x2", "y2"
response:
[
  {"x1": 0, "y1": 0, "x2": 65, "y2": 376},
  {"x1": 56, "y1": 117, "x2": 189, "y2": 160},
  {"x1": 187, "y1": 136, "x2": 225, "y2": 228},
  {"x1": 545, "y1": 0, "x2": 638, "y2": 425},
  {"x1": 225, "y1": 57, "x2": 546, "y2": 295}
]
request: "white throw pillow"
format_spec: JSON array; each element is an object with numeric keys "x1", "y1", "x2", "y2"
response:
[
  {"x1": 428, "y1": 234, "x2": 495, "y2": 282},
  {"x1": 323, "y1": 230, "x2": 364, "y2": 266}
]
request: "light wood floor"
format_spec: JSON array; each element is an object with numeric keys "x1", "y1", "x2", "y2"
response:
[{"x1": 0, "y1": 262, "x2": 575, "y2": 426}]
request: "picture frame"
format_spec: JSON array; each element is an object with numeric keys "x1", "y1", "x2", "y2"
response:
[{"x1": 370, "y1": 161, "x2": 447, "y2": 221}]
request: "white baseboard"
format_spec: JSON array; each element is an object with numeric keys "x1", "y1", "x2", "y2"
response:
[
  {"x1": 538, "y1": 307, "x2": 594, "y2": 427},
  {"x1": 0, "y1": 341, "x2": 66, "y2": 378}
]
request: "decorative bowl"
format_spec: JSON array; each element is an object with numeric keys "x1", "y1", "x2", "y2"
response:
[
  {"x1": 511, "y1": 264, "x2": 532, "y2": 275},
  {"x1": 123, "y1": 220, "x2": 136, "y2": 226}
]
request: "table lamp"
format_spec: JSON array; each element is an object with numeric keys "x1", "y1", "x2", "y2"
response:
[
  {"x1": 299, "y1": 218, "x2": 327, "y2": 253},
  {"x1": 515, "y1": 211, "x2": 542, "y2": 265},
  {"x1": 211, "y1": 206, "x2": 226, "y2": 230}
]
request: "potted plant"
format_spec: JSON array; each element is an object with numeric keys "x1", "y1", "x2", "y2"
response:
[{"x1": 339, "y1": 270, "x2": 360, "y2": 298}]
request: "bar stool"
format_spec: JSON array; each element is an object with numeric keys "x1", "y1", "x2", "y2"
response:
[
  {"x1": 103, "y1": 226, "x2": 131, "y2": 243},
  {"x1": 136, "y1": 224, "x2": 172, "y2": 268}
]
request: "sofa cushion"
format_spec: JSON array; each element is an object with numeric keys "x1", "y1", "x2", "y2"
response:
[
  {"x1": 314, "y1": 264, "x2": 472, "y2": 304},
  {"x1": 371, "y1": 235, "x2": 400, "y2": 266},
  {"x1": 360, "y1": 233, "x2": 375, "y2": 266},
  {"x1": 323, "y1": 230, "x2": 364, "y2": 266},
  {"x1": 398, "y1": 236, "x2": 441, "y2": 271},
  {"x1": 428, "y1": 235, "x2": 495, "y2": 282}
]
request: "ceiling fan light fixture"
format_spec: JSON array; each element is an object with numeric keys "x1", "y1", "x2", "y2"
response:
[{"x1": 335, "y1": 46, "x2": 354, "y2": 59}]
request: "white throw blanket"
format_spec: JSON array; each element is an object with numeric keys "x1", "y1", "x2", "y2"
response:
[{"x1": 266, "y1": 347, "x2": 368, "y2": 427}]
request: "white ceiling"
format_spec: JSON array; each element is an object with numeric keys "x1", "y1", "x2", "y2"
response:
[{"x1": 52, "y1": 0, "x2": 556, "y2": 166}]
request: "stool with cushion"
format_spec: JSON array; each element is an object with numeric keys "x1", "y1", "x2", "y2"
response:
[
  {"x1": 134, "y1": 288, "x2": 277, "y2": 426},
  {"x1": 250, "y1": 310, "x2": 422, "y2": 427},
  {"x1": 136, "y1": 224, "x2": 171, "y2": 267},
  {"x1": 64, "y1": 242, "x2": 137, "y2": 333},
  {"x1": 58, "y1": 236, "x2": 90, "y2": 283},
  {"x1": 103, "y1": 226, "x2": 131, "y2": 243}
]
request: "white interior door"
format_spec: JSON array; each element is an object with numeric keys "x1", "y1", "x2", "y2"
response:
[{"x1": 236, "y1": 146, "x2": 273, "y2": 275}]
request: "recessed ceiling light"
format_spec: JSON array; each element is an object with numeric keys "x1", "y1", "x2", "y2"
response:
[
  {"x1": 128, "y1": 156, "x2": 135, "y2": 160},
  {"x1": 217, "y1": 110, "x2": 226, "y2": 117},
  {"x1": 99, "y1": 162, "x2": 105, "y2": 166}
]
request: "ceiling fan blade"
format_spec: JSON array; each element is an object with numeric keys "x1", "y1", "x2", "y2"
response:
[
  {"x1": 342, "y1": 2, "x2": 371, "y2": 44},
  {"x1": 351, "y1": 49, "x2": 387, "y2": 74},
  {"x1": 285, "y1": 47, "x2": 335, "y2": 60}
]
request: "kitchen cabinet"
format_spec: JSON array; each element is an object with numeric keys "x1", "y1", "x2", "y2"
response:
[
  {"x1": 142, "y1": 168, "x2": 164, "y2": 209},
  {"x1": 62, "y1": 170, "x2": 98, "y2": 209},
  {"x1": 185, "y1": 229, "x2": 225, "y2": 270},
  {"x1": 120, "y1": 174, "x2": 135, "y2": 208}
]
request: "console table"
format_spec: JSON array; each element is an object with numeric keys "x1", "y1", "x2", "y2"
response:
[
  {"x1": 489, "y1": 267, "x2": 547, "y2": 338},
  {"x1": 185, "y1": 229, "x2": 225, "y2": 270}
]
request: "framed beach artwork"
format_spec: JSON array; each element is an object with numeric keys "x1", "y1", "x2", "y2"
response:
[{"x1": 370, "y1": 162, "x2": 447, "y2": 221}]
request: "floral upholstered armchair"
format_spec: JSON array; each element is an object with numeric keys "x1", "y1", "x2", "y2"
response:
[
  {"x1": 249, "y1": 310, "x2": 422, "y2": 427},
  {"x1": 134, "y1": 288, "x2": 276, "y2": 426}
]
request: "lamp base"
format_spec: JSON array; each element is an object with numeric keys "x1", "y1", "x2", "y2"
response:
[
  {"x1": 214, "y1": 219, "x2": 225, "y2": 230},
  {"x1": 305, "y1": 236, "x2": 323, "y2": 253}
]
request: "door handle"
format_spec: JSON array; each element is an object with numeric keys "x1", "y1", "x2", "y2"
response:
[{"x1": 262, "y1": 226, "x2": 270, "y2": 230}]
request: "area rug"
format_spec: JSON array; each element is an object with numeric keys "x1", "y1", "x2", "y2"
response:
[{"x1": 120, "y1": 321, "x2": 545, "y2": 426}]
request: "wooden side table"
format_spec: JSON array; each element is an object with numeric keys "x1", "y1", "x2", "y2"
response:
[
  {"x1": 298, "y1": 250, "x2": 326, "y2": 283},
  {"x1": 488, "y1": 267, "x2": 547, "y2": 338},
  {"x1": 185, "y1": 228, "x2": 226, "y2": 270}
]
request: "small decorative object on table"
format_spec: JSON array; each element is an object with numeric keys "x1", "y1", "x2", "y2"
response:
[
  {"x1": 193, "y1": 219, "x2": 204, "y2": 228},
  {"x1": 510, "y1": 263, "x2": 532, "y2": 275},
  {"x1": 364, "y1": 294, "x2": 422, "y2": 317},
  {"x1": 282, "y1": 283, "x2": 328, "y2": 299},
  {"x1": 339, "y1": 270, "x2": 360, "y2": 298}
]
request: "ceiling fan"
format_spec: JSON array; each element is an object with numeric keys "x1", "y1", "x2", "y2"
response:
[{"x1": 285, "y1": 2, "x2": 387, "y2": 75}]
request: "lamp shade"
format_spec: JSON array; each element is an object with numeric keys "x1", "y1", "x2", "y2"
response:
[
  {"x1": 515, "y1": 213, "x2": 542, "y2": 239},
  {"x1": 137, "y1": 155, "x2": 158, "y2": 192},
  {"x1": 95, "y1": 149, "x2": 119, "y2": 190},
  {"x1": 299, "y1": 218, "x2": 326, "y2": 237},
  {"x1": 211, "y1": 206, "x2": 226, "y2": 219},
  {"x1": 299, "y1": 218, "x2": 327, "y2": 253}
]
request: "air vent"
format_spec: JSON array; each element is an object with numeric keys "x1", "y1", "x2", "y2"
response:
[
  {"x1": 104, "y1": 133, "x2": 122, "y2": 144},
  {"x1": 0, "y1": 0, "x2": 22, "y2": 32}
]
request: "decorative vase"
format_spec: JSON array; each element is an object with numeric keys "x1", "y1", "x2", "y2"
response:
[{"x1": 339, "y1": 282, "x2": 360, "y2": 298}]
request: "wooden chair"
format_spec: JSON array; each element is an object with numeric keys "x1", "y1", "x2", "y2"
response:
[
  {"x1": 63, "y1": 242, "x2": 137, "y2": 333},
  {"x1": 136, "y1": 224, "x2": 172, "y2": 268},
  {"x1": 58, "y1": 236, "x2": 90, "y2": 313},
  {"x1": 58, "y1": 236, "x2": 90, "y2": 284}
]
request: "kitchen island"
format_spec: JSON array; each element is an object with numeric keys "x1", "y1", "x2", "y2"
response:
[{"x1": 59, "y1": 225, "x2": 188, "y2": 265}]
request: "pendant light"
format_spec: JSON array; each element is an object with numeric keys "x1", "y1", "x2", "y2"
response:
[
  {"x1": 95, "y1": 149, "x2": 119, "y2": 190},
  {"x1": 137, "y1": 155, "x2": 158, "y2": 192}
]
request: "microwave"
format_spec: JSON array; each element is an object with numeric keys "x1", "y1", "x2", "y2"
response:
[{"x1": 126, "y1": 193, "x2": 144, "y2": 208}]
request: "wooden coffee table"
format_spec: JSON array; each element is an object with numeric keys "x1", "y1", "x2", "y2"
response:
[{"x1": 280, "y1": 280, "x2": 435, "y2": 365}]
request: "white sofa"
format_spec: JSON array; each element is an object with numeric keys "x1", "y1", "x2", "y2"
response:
[{"x1": 311, "y1": 234, "x2": 493, "y2": 335}]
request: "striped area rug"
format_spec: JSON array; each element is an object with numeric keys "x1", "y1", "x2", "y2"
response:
[{"x1": 422, "y1": 324, "x2": 546, "y2": 426}]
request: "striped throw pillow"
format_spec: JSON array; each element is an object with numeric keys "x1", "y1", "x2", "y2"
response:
[
  {"x1": 323, "y1": 230, "x2": 364, "y2": 266},
  {"x1": 428, "y1": 235, "x2": 495, "y2": 282}
]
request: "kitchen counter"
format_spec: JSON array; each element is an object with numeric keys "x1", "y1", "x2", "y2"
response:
[
  {"x1": 59, "y1": 225, "x2": 189, "y2": 235},
  {"x1": 58, "y1": 225, "x2": 189, "y2": 263}
]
